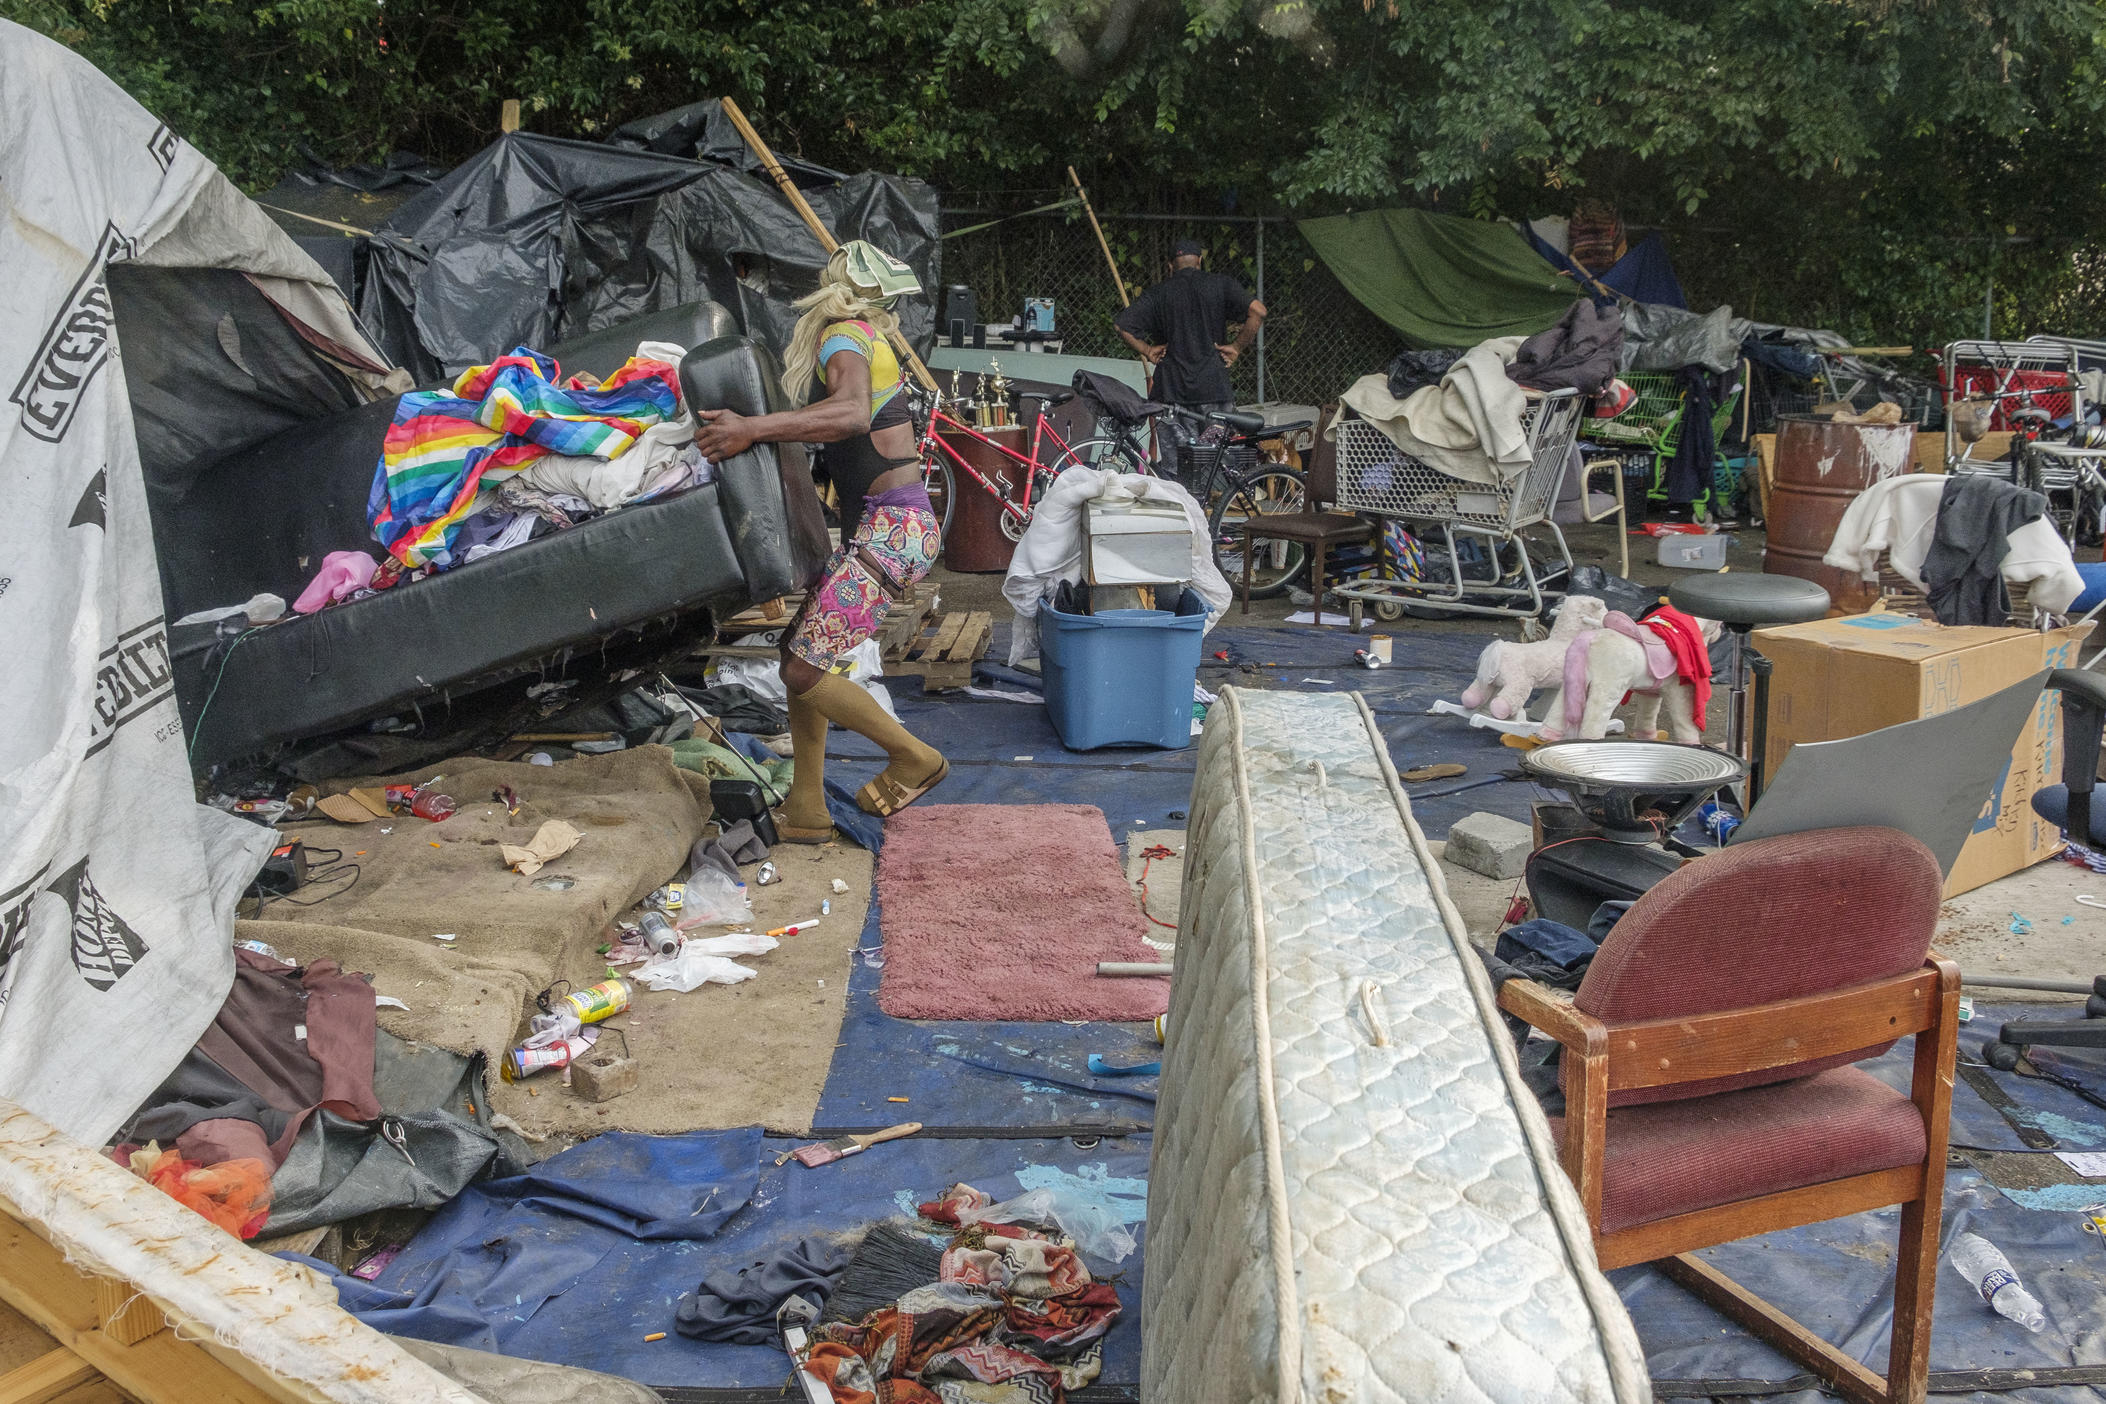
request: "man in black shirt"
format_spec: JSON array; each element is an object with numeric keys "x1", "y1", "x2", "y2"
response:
[{"x1": 1113, "y1": 239, "x2": 1267, "y2": 412}]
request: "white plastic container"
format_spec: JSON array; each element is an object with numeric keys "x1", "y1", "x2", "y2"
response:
[
  {"x1": 1084, "y1": 499, "x2": 1192, "y2": 586},
  {"x1": 1656, "y1": 531, "x2": 1730, "y2": 570}
]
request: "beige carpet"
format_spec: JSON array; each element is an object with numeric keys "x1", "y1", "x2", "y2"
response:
[{"x1": 247, "y1": 745, "x2": 868, "y2": 1137}]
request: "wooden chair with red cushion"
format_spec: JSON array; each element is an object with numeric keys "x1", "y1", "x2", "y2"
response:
[{"x1": 1498, "y1": 825, "x2": 1960, "y2": 1404}]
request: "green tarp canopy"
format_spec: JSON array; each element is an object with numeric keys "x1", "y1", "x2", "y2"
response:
[{"x1": 1300, "y1": 208, "x2": 1581, "y2": 349}]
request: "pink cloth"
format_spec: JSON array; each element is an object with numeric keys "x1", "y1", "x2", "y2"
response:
[
  {"x1": 293, "y1": 551, "x2": 379, "y2": 614},
  {"x1": 1604, "y1": 610, "x2": 1676, "y2": 683}
]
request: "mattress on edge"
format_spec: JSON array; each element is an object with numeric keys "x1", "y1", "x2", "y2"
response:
[{"x1": 1142, "y1": 686, "x2": 1650, "y2": 1404}]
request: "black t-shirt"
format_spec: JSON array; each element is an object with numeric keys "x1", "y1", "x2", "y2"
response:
[{"x1": 1114, "y1": 267, "x2": 1253, "y2": 406}]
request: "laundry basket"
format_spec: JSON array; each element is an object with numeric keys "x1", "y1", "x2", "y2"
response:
[{"x1": 1039, "y1": 591, "x2": 1207, "y2": 750}]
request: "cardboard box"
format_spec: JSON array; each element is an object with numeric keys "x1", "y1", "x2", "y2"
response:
[{"x1": 1755, "y1": 615, "x2": 2091, "y2": 896}]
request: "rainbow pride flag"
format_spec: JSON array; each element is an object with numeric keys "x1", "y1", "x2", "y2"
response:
[{"x1": 368, "y1": 348, "x2": 681, "y2": 568}]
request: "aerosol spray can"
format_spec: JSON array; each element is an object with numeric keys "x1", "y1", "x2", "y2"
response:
[
  {"x1": 637, "y1": 911, "x2": 681, "y2": 958},
  {"x1": 502, "y1": 1032, "x2": 595, "y2": 1081}
]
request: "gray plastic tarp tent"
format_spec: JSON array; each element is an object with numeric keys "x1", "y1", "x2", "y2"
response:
[{"x1": 0, "y1": 19, "x2": 400, "y2": 1142}]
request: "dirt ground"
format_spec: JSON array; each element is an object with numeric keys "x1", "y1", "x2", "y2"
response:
[{"x1": 491, "y1": 839, "x2": 875, "y2": 1138}]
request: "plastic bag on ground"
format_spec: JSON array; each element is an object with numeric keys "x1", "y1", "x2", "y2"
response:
[
  {"x1": 956, "y1": 1186, "x2": 1138, "y2": 1263},
  {"x1": 124, "y1": 1143, "x2": 272, "y2": 1238},
  {"x1": 678, "y1": 864, "x2": 752, "y2": 928},
  {"x1": 633, "y1": 950, "x2": 761, "y2": 992}
]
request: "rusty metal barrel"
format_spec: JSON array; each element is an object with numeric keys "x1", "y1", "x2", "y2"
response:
[{"x1": 1763, "y1": 415, "x2": 1917, "y2": 611}]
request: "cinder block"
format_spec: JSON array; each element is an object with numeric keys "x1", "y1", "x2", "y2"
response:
[{"x1": 1445, "y1": 811, "x2": 1534, "y2": 880}]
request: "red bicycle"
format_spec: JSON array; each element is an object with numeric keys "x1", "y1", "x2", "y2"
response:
[{"x1": 912, "y1": 382, "x2": 1135, "y2": 541}]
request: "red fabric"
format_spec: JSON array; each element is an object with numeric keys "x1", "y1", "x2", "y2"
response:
[
  {"x1": 1553, "y1": 1066, "x2": 1926, "y2": 1234},
  {"x1": 1642, "y1": 605, "x2": 1712, "y2": 718},
  {"x1": 1570, "y1": 826, "x2": 1940, "y2": 1107}
]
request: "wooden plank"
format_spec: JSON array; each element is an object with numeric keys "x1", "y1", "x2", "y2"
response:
[
  {"x1": 943, "y1": 612, "x2": 993, "y2": 663},
  {"x1": 1604, "y1": 970, "x2": 1937, "y2": 1092},
  {"x1": 0, "y1": 1218, "x2": 287, "y2": 1404},
  {"x1": 0, "y1": 1350, "x2": 95, "y2": 1404},
  {"x1": 877, "y1": 587, "x2": 937, "y2": 660},
  {"x1": 91, "y1": 1280, "x2": 161, "y2": 1348},
  {"x1": 914, "y1": 613, "x2": 968, "y2": 664},
  {"x1": 1657, "y1": 1255, "x2": 1890, "y2": 1404},
  {"x1": 1598, "y1": 1165, "x2": 1922, "y2": 1271}
]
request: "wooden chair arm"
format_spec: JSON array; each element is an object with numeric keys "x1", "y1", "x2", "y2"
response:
[{"x1": 1496, "y1": 978, "x2": 1607, "y2": 1057}]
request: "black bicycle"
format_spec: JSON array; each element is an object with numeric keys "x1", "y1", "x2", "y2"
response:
[{"x1": 1064, "y1": 373, "x2": 1314, "y2": 598}]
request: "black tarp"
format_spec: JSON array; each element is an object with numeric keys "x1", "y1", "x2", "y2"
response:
[{"x1": 356, "y1": 128, "x2": 940, "y2": 382}]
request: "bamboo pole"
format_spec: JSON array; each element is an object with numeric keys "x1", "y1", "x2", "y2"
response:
[
  {"x1": 718, "y1": 97, "x2": 938, "y2": 391},
  {"x1": 1068, "y1": 166, "x2": 1129, "y2": 307}
]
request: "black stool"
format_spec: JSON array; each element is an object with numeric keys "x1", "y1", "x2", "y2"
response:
[{"x1": 1666, "y1": 573, "x2": 1830, "y2": 804}]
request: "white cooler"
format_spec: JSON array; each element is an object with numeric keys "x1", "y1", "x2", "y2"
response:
[{"x1": 1083, "y1": 498, "x2": 1192, "y2": 586}]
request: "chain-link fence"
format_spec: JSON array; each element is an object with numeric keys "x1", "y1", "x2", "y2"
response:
[{"x1": 938, "y1": 207, "x2": 1399, "y2": 408}]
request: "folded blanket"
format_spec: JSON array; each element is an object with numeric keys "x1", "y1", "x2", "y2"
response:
[
  {"x1": 1339, "y1": 335, "x2": 1530, "y2": 484},
  {"x1": 369, "y1": 347, "x2": 680, "y2": 568}
]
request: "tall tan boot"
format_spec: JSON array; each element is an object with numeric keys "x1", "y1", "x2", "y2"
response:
[
  {"x1": 793, "y1": 673, "x2": 947, "y2": 816},
  {"x1": 776, "y1": 690, "x2": 836, "y2": 842}
]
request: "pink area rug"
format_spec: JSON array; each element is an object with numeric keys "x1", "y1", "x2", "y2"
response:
[{"x1": 876, "y1": 804, "x2": 1170, "y2": 1021}]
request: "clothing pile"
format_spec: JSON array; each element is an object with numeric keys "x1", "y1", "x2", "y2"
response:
[
  {"x1": 1337, "y1": 305, "x2": 1619, "y2": 486},
  {"x1": 109, "y1": 947, "x2": 378, "y2": 1236},
  {"x1": 291, "y1": 340, "x2": 714, "y2": 614},
  {"x1": 802, "y1": 1184, "x2": 1123, "y2": 1404},
  {"x1": 1822, "y1": 473, "x2": 2083, "y2": 624}
]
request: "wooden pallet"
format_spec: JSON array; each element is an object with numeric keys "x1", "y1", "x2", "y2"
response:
[
  {"x1": 886, "y1": 609, "x2": 992, "y2": 693},
  {"x1": 875, "y1": 583, "x2": 940, "y2": 656}
]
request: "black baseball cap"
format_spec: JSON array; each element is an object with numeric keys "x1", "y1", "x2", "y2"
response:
[{"x1": 1171, "y1": 238, "x2": 1205, "y2": 259}]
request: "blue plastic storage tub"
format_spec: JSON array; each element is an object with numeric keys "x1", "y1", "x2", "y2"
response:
[{"x1": 1039, "y1": 591, "x2": 1207, "y2": 750}]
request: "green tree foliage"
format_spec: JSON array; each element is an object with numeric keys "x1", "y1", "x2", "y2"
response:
[{"x1": 8, "y1": 0, "x2": 2106, "y2": 340}]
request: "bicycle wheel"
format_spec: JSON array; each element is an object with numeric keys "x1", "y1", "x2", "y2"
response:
[
  {"x1": 1209, "y1": 467, "x2": 1309, "y2": 598},
  {"x1": 920, "y1": 456, "x2": 956, "y2": 537}
]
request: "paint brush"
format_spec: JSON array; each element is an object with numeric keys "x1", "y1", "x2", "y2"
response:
[{"x1": 791, "y1": 1121, "x2": 921, "y2": 1168}]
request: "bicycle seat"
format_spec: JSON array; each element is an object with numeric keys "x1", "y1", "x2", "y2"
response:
[
  {"x1": 1254, "y1": 418, "x2": 1313, "y2": 439},
  {"x1": 1019, "y1": 389, "x2": 1076, "y2": 407},
  {"x1": 1213, "y1": 410, "x2": 1268, "y2": 435}
]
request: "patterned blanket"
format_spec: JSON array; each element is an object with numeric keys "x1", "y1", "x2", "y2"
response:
[
  {"x1": 805, "y1": 1184, "x2": 1121, "y2": 1404},
  {"x1": 368, "y1": 349, "x2": 680, "y2": 568}
]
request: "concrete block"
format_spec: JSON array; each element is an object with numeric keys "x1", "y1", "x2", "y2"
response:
[
  {"x1": 572, "y1": 1046, "x2": 639, "y2": 1102},
  {"x1": 1445, "y1": 811, "x2": 1533, "y2": 880}
]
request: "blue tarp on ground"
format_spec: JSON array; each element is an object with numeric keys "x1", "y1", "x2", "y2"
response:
[
  {"x1": 1630, "y1": 1166, "x2": 2106, "y2": 1399},
  {"x1": 312, "y1": 1130, "x2": 1150, "y2": 1390}
]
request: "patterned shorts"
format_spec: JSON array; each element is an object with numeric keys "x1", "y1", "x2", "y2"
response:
[{"x1": 786, "y1": 503, "x2": 940, "y2": 671}]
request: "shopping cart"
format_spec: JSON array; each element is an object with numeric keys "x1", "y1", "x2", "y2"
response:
[
  {"x1": 1943, "y1": 339, "x2": 2106, "y2": 538},
  {"x1": 1330, "y1": 388, "x2": 1586, "y2": 622}
]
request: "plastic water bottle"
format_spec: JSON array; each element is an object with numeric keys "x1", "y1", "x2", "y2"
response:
[{"x1": 1949, "y1": 1232, "x2": 2047, "y2": 1332}]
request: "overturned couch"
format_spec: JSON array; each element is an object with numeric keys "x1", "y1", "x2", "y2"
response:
[
  {"x1": 153, "y1": 303, "x2": 830, "y2": 767},
  {"x1": 1146, "y1": 688, "x2": 1649, "y2": 1404}
]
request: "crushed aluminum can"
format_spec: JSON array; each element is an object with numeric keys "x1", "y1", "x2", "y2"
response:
[{"x1": 757, "y1": 861, "x2": 779, "y2": 886}]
